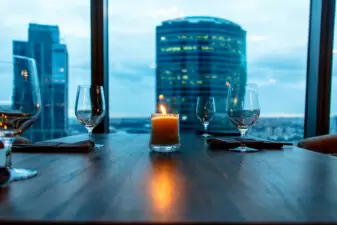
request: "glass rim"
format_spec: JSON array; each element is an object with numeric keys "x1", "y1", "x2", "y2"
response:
[
  {"x1": 13, "y1": 55, "x2": 35, "y2": 61},
  {"x1": 13, "y1": 55, "x2": 36, "y2": 65},
  {"x1": 77, "y1": 85, "x2": 104, "y2": 88}
]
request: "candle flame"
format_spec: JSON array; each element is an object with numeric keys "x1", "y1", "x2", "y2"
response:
[{"x1": 160, "y1": 105, "x2": 167, "y2": 115}]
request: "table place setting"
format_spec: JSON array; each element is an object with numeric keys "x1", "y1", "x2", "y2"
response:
[
  {"x1": 0, "y1": 71, "x2": 298, "y2": 189},
  {"x1": 207, "y1": 137, "x2": 292, "y2": 151},
  {"x1": 0, "y1": 68, "x2": 296, "y2": 188},
  {"x1": 148, "y1": 83, "x2": 294, "y2": 154},
  {"x1": 0, "y1": 57, "x2": 106, "y2": 186}
]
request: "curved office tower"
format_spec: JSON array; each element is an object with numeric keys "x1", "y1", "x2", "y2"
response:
[{"x1": 156, "y1": 16, "x2": 247, "y2": 130}]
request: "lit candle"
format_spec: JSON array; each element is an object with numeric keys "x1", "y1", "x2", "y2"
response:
[{"x1": 150, "y1": 105, "x2": 180, "y2": 152}]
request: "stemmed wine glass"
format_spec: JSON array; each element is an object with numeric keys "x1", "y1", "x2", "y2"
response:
[
  {"x1": 0, "y1": 56, "x2": 41, "y2": 185},
  {"x1": 196, "y1": 96, "x2": 216, "y2": 137},
  {"x1": 226, "y1": 83, "x2": 260, "y2": 152},
  {"x1": 75, "y1": 85, "x2": 106, "y2": 147}
]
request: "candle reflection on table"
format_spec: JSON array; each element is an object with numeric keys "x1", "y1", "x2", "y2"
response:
[
  {"x1": 148, "y1": 156, "x2": 186, "y2": 219},
  {"x1": 150, "y1": 165, "x2": 173, "y2": 211}
]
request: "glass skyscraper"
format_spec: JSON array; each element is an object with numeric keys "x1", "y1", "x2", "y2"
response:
[
  {"x1": 156, "y1": 16, "x2": 247, "y2": 130},
  {"x1": 13, "y1": 23, "x2": 68, "y2": 141}
]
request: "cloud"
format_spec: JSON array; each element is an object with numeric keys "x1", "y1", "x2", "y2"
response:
[{"x1": 248, "y1": 47, "x2": 307, "y2": 85}]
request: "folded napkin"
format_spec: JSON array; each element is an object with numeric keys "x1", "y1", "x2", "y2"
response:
[
  {"x1": 196, "y1": 130, "x2": 241, "y2": 136},
  {"x1": 11, "y1": 140, "x2": 95, "y2": 153},
  {"x1": 207, "y1": 137, "x2": 291, "y2": 151}
]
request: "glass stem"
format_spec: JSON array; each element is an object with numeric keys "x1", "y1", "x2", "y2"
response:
[
  {"x1": 87, "y1": 128, "x2": 94, "y2": 142},
  {"x1": 203, "y1": 122, "x2": 209, "y2": 132},
  {"x1": 0, "y1": 137, "x2": 15, "y2": 168},
  {"x1": 239, "y1": 129, "x2": 248, "y2": 138}
]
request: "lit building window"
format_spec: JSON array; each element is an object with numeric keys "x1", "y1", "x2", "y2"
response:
[
  {"x1": 182, "y1": 75, "x2": 188, "y2": 80},
  {"x1": 197, "y1": 35, "x2": 208, "y2": 40},
  {"x1": 21, "y1": 69, "x2": 29, "y2": 80},
  {"x1": 212, "y1": 75, "x2": 217, "y2": 79},
  {"x1": 158, "y1": 94, "x2": 165, "y2": 100},
  {"x1": 182, "y1": 81, "x2": 187, "y2": 84},
  {"x1": 226, "y1": 81, "x2": 230, "y2": 86},
  {"x1": 161, "y1": 46, "x2": 182, "y2": 52},
  {"x1": 181, "y1": 69, "x2": 187, "y2": 73},
  {"x1": 182, "y1": 115, "x2": 188, "y2": 121},
  {"x1": 59, "y1": 68, "x2": 64, "y2": 72},
  {"x1": 160, "y1": 36, "x2": 166, "y2": 41},
  {"x1": 181, "y1": 98, "x2": 186, "y2": 102},
  {"x1": 190, "y1": 81, "x2": 195, "y2": 85},
  {"x1": 201, "y1": 46, "x2": 214, "y2": 51},
  {"x1": 206, "y1": 75, "x2": 210, "y2": 79},
  {"x1": 233, "y1": 97, "x2": 238, "y2": 104},
  {"x1": 182, "y1": 46, "x2": 197, "y2": 51},
  {"x1": 197, "y1": 80, "x2": 203, "y2": 85},
  {"x1": 177, "y1": 76, "x2": 181, "y2": 80}
]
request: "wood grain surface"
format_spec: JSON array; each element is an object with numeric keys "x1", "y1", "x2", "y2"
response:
[{"x1": 1, "y1": 133, "x2": 337, "y2": 223}]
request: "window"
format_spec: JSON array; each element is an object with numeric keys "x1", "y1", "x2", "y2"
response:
[
  {"x1": 0, "y1": 0, "x2": 91, "y2": 142},
  {"x1": 109, "y1": 0, "x2": 309, "y2": 141},
  {"x1": 330, "y1": 4, "x2": 337, "y2": 133}
]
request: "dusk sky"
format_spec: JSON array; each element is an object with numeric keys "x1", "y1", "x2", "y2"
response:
[{"x1": 0, "y1": 0, "x2": 336, "y2": 118}]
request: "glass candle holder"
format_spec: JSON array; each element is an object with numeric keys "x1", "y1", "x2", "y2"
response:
[{"x1": 150, "y1": 113, "x2": 180, "y2": 152}]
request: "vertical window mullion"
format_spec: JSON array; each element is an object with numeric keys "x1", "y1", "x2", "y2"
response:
[
  {"x1": 304, "y1": 0, "x2": 335, "y2": 138},
  {"x1": 91, "y1": 0, "x2": 109, "y2": 133}
]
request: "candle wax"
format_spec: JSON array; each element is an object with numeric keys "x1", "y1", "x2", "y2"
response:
[{"x1": 151, "y1": 114, "x2": 179, "y2": 145}]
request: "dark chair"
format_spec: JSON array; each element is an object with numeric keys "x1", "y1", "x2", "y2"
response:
[{"x1": 297, "y1": 134, "x2": 337, "y2": 154}]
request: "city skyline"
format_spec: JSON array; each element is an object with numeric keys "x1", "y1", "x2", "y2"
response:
[{"x1": 1, "y1": 0, "x2": 337, "y2": 119}]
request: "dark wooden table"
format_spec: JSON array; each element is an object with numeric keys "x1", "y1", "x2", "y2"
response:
[{"x1": 1, "y1": 133, "x2": 337, "y2": 223}]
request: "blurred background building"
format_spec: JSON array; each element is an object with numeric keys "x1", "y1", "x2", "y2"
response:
[{"x1": 13, "y1": 23, "x2": 68, "y2": 142}]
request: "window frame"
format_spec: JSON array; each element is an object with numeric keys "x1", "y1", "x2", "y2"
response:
[
  {"x1": 305, "y1": 0, "x2": 336, "y2": 137},
  {"x1": 91, "y1": 0, "x2": 109, "y2": 133},
  {"x1": 92, "y1": 0, "x2": 336, "y2": 137}
]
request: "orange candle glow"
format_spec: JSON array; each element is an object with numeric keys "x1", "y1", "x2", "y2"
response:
[{"x1": 150, "y1": 105, "x2": 179, "y2": 146}]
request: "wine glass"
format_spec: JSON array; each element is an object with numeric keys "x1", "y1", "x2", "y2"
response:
[
  {"x1": 226, "y1": 83, "x2": 260, "y2": 152},
  {"x1": 196, "y1": 96, "x2": 216, "y2": 137},
  {"x1": 75, "y1": 85, "x2": 106, "y2": 147},
  {"x1": 0, "y1": 55, "x2": 41, "y2": 185}
]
